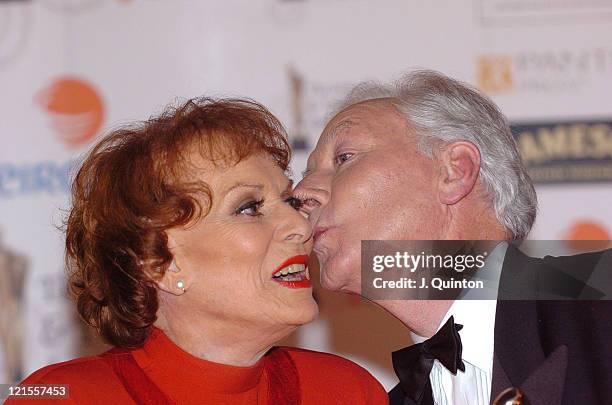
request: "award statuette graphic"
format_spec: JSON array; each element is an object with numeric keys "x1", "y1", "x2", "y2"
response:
[
  {"x1": 492, "y1": 387, "x2": 529, "y2": 405},
  {"x1": 0, "y1": 234, "x2": 28, "y2": 383},
  {"x1": 287, "y1": 66, "x2": 310, "y2": 152}
]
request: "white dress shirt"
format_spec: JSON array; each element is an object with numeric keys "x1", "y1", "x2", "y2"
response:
[{"x1": 412, "y1": 242, "x2": 508, "y2": 405}]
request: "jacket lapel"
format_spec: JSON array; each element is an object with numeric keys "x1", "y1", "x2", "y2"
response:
[
  {"x1": 491, "y1": 345, "x2": 568, "y2": 405},
  {"x1": 492, "y1": 245, "x2": 568, "y2": 404}
]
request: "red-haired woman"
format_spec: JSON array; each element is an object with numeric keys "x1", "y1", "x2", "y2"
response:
[{"x1": 8, "y1": 98, "x2": 387, "y2": 404}]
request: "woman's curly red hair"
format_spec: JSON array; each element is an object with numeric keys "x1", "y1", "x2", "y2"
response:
[{"x1": 65, "y1": 97, "x2": 291, "y2": 348}]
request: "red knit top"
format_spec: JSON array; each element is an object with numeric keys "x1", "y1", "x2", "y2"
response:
[{"x1": 6, "y1": 328, "x2": 388, "y2": 404}]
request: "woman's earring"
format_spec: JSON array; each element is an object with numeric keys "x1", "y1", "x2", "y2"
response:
[{"x1": 176, "y1": 279, "x2": 185, "y2": 292}]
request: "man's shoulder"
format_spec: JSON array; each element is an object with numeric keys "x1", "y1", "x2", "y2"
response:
[
  {"x1": 498, "y1": 247, "x2": 612, "y2": 325},
  {"x1": 508, "y1": 244, "x2": 611, "y2": 269},
  {"x1": 541, "y1": 247, "x2": 611, "y2": 269},
  {"x1": 501, "y1": 245, "x2": 612, "y2": 299}
]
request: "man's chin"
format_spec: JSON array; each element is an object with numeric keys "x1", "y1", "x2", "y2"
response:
[
  {"x1": 319, "y1": 276, "x2": 343, "y2": 292},
  {"x1": 319, "y1": 265, "x2": 360, "y2": 295}
]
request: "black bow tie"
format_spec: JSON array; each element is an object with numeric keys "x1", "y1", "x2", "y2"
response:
[{"x1": 392, "y1": 316, "x2": 466, "y2": 405}]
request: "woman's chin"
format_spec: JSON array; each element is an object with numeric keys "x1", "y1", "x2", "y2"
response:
[
  {"x1": 284, "y1": 297, "x2": 319, "y2": 327},
  {"x1": 303, "y1": 299, "x2": 320, "y2": 323}
]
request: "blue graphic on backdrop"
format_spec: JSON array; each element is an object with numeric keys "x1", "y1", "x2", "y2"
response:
[{"x1": 0, "y1": 160, "x2": 76, "y2": 198}]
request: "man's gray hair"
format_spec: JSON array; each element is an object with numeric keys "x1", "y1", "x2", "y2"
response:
[{"x1": 338, "y1": 70, "x2": 537, "y2": 239}]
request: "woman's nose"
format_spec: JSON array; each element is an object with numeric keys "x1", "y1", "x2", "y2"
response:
[{"x1": 277, "y1": 204, "x2": 313, "y2": 244}]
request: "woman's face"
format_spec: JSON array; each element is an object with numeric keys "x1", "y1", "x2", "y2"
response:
[{"x1": 164, "y1": 152, "x2": 317, "y2": 334}]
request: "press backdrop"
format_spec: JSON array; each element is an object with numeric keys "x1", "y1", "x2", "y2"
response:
[{"x1": 1, "y1": 0, "x2": 611, "y2": 389}]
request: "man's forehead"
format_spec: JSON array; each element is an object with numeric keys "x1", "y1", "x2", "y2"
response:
[
  {"x1": 321, "y1": 119, "x2": 355, "y2": 145},
  {"x1": 304, "y1": 99, "x2": 403, "y2": 169},
  {"x1": 330, "y1": 98, "x2": 397, "y2": 128},
  {"x1": 324, "y1": 101, "x2": 403, "y2": 143}
]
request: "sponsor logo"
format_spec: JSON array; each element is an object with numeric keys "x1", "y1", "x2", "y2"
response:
[
  {"x1": 0, "y1": 4, "x2": 29, "y2": 69},
  {"x1": 269, "y1": 0, "x2": 308, "y2": 26},
  {"x1": 476, "y1": 55, "x2": 513, "y2": 94},
  {"x1": 270, "y1": 0, "x2": 364, "y2": 26},
  {"x1": 37, "y1": 0, "x2": 137, "y2": 14},
  {"x1": 40, "y1": 0, "x2": 102, "y2": 13},
  {"x1": 287, "y1": 66, "x2": 310, "y2": 151},
  {"x1": 477, "y1": 47, "x2": 612, "y2": 95},
  {"x1": 511, "y1": 119, "x2": 612, "y2": 183},
  {"x1": 285, "y1": 66, "x2": 352, "y2": 152},
  {"x1": 565, "y1": 221, "x2": 610, "y2": 241},
  {"x1": 563, "y1": 221, "x2": 611, "y2": 252},
  {"x1": 0, "y1": 160, "x2": 75, "y2": 198},
  {"x1": 476, "y1": 0, "x2": 612, "y2": 25},
  {"x1": 35, "y1": 76, "x2": 105, "y2": 149}
]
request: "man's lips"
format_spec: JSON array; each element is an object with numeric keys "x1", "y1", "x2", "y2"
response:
[{"x1": 313, "y1": 227, "x2": 331, "y2": 243}]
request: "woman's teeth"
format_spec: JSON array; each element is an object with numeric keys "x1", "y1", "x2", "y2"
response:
[{"x1": 273, "y1": 263, "x2": 307, "y2": 280}]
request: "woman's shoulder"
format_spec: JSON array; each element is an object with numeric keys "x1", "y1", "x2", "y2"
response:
[
  {"x1": 19, "y1": 355, "x2": 115, "y2": 385},
  {"x1": 6, "y1": 354, "x2": 128, "y2": 404},
  {"x1": 275, "y1": 346, "x2": 388, "y2": 403}
]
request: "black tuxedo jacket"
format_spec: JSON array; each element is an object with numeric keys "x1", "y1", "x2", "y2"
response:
[{"x1": 389, "y1": 245, "x2": 612, "y2": 405}]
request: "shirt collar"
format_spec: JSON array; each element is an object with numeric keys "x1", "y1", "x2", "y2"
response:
[
  {"x1": 412, "y1": 242, "x2": 508, "y2": 373},
  {"x1": 441, "y1": 242, "x2": 507, "y2": 372},
  {"x1": 440, "y1": 296, "x2": 496, "y2": 372}
]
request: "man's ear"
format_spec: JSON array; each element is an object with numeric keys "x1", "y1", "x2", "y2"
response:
[{"x1": 437, "y1": 141, "x2": 481, "y2": 205}]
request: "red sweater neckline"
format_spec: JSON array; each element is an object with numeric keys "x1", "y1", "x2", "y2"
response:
[{"x1": 131, "y1": 327, "x2": 266, "y2": 395}]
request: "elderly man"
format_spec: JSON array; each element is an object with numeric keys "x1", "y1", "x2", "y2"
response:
[{"x1": 295, "y1": 70, "x2": 612, "y2": 405}]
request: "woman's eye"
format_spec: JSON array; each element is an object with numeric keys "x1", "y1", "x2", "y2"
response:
[
  {"x1": 235, "y1": 199, "x2": 264, "y2": 217},
  {"x1": 334, "y1": 152, "x2": 354, "y2": 166},
  {"x1": 284, "y1": 197, "x2": 303, "y2": 211}
]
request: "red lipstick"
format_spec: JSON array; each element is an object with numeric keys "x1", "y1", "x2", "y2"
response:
[{"x1": 272, "y1": 255, "x2": 311, "y2": 289}]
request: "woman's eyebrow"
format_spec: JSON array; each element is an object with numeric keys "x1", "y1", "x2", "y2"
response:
[
  {"x1": 223, "y1": 179, "x2": 293, "y2": 197},
  {"x1": 223, "y1": 183, "x2": 264, "y2": 197}
]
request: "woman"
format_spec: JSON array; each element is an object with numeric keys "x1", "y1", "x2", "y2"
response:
[{"x1": 8, "y1": 98, "x2": 387, "y2": 404}]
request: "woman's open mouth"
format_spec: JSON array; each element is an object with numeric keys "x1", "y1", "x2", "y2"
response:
[{"x1": 272, "y1": 255, "x2": 311, "y2": 288}]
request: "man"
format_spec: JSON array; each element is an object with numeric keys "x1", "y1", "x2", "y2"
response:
[{"x1": 294, "y1": 70, "x2": 612, "y2": 405}]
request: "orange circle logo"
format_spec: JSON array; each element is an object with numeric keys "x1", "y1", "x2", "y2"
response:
[
  {"x1": 566, "y1": 221, "x2": 610, "y2": 240},
  {"x1": 36, "y1": 76, "x2": 105, "y2": 149},
  {"x1": 564, "y1": 220, "x2": 611, "y2": 252}
]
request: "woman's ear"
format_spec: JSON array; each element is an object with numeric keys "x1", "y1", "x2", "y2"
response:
[
  {"x1": 436, "y1": 141, "x2": 481, "y2": 205},
  {"x1": 157, "y1": 232, "x2": 188, "y2": 296},
  {"x1": 157, "y1": 260, "x2": 187, "y2": 296}
]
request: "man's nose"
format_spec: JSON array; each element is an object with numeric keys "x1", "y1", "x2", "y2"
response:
[{"x1": 294, "y1": 174, "x2": 331, "y2": 218}]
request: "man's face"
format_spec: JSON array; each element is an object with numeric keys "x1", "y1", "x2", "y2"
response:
[{"x1": 295, "y1": 99, "x2": 447, "y2": 294}]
